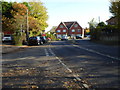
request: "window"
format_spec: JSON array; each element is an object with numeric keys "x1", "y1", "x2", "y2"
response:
[
  {"x1": 74, "y1": 24, "x2": 78, "y2": 27},
  {"x1": 63, "y1": 29, "x2": 66, "y2": 32},
  {"x1": 72, "y1": 29, "x2": 75, "y2": 32},
  {"x1": 78, "y1": 29, "x2": 81, "y2": 32},
  {"x1": 60, "y1": 25, "x2": 63, "y2": 28},
  {"x1": 57, "y1": 30, "x2": 61, "y2": 32}
]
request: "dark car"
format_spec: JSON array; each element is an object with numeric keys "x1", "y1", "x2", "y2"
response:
[
  {"x1": 61, "y1": 36, "x2": 68, "y2": 41},
  {"x1": 40, "y1": 36, "x2": 48, "y2": 44},
  {"x1": 76, "y1": 36, "x2": 82, "y2": 39},
  {"x1": 27, "y1": 36, "x2": 43, "y2": 46},
  {"x1": 61, "y1": 38, "x2": 68, "y2": 41}
]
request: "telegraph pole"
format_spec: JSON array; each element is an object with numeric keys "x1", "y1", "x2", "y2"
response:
[
  {"x1": 98, "y1": 16, "x2": 100, "y2": 23},
  {"x1": 26, "y1": 9, "x2": 29, "y2": 41}
]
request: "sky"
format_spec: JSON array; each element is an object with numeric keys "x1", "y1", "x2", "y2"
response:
[
  {"x1": 5, "y1": 0, "x2": 112, "y2": 32},
  {"x1": 42, "y1": 0, "x2": 112, "y2": 32}
]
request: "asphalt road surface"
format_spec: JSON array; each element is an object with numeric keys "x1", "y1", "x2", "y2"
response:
[{"x1": 2, "y1": 40, "x2": 120, "y2": 89}]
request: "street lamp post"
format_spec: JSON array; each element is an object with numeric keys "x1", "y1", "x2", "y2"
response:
[{"x1": 26, "y1": 9, "x2": 29, "y2": 41}]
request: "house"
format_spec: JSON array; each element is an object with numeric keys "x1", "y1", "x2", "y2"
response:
[
  {"x1": 55, "y1": 21, "x2": 83, "y2": 39},
  {"x1": 106, "y1": 17, "x2": 118, "y2": 25}
]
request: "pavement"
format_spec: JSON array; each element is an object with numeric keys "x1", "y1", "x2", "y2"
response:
[
  {"x1": 0, "y1": 39, "x2": 94, "y2": 54},
  {"x1": 0, "y1": 38, "x2": 107, "y2": 54},
  {"x1": 1, "y1": 40, "x2": 72, "y2": 54},
  {"x1": 1, "y1": 45, "x2": 28, "y2": 54},
  {"x1": 1, "y1": 41, "x2": 51, "y2": 54}
]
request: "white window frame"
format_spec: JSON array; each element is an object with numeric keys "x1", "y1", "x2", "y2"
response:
[
  {"x1": 72, "y1": 29, "x2": 75, "y2": 32},
  {"x1": 63, "y1": 29, "x2": 66, "y2": 32}
]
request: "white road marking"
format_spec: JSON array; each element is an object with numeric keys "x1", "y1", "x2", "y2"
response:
[
  {"x1": 44, "y1": 49, "x2": 49, "y2": 56},
  {"x1": 48, "y1": 44, "x2": 89, "y2": 88},
  {"x1": 83, "y1": 84, "x2": 89, "y2": 88},
  {"x1": 72, "y1": 44, "x2": 120, "y2": 60},
  {"x1": 49, "y1": 48, "x2": 55, "y2": 56}
]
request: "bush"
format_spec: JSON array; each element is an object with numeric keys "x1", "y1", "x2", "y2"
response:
[
  {"x1": 90, "y1": 27, "x2": 102, "y2": 41},
  {"x1": 13, "y1": 31, "x2": 26, "y2": 46},
  {"x1": 13, "y1": 35, "x2": 23, "y2": 46}
]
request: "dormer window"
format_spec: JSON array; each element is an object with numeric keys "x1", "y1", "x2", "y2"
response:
[
  {"x1": 74, "y1": 24, "x2": 78, "y2": 27},
  {"x1": 60, "y1": 25, "x2": 63, "y2": 28}
]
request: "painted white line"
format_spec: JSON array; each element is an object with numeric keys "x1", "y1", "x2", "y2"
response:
[
  {"x1": 73, "y1": 45, "x2": 120, "y2": 60},
  {"x1": 49, "y1": 48, "x2": 55, "y2": 56},
  {"x1": 48, "y1": 44, "x2": 89, "y2": 88},
  {"x1": 83, "y1": 84, "x2": 89, "y2": 88},
  {"x1": 44, "y1": 49, "x2": 49, "y2": 56}
]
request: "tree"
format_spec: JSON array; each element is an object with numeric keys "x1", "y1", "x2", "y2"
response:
[
  {"x1": 97, "y1": 22, "x2": 106, "y2": 27},
  {"x1": 11, "y1": 2, "x2": 28, "y2": 31},
  {"x1": 10, "y1": 3, "x2": 28, "y2": 46},
  {"x1": 2, "y1": 1, "x2": 49, "y2": 45},
  {"x1": 109, "y1": 0, "x2": 120, "y2": 17},
  {"x1": 109, "y1": 0, "x2": 120, "y2": 30},
  {"x1": 2, "y1": 1, "x2": 14, "y2": 32},
  {"x1": 2, "y1": 15, "x2": 14, "y2": 32},
  {"x1": 29, "y1": 2, "x2": 48, "y2": 32},
  {"x1": 88, "y1": 18, "x2": 97, "y2": 29},
  {"x1": 2, "y1": 1, "x2": 13, "y2": 18}
]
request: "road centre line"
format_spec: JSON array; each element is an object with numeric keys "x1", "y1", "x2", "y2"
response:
[
  {"x1": 48, "y1": 44, "x2": 89, "y2": 88},
  {"x1": 72, "y1": 44, "x2": 120, "y2": 61}
]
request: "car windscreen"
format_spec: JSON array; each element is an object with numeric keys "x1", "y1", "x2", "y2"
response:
[{"x1": 4, "y1": 35, "x2": 11, "y2": 37}]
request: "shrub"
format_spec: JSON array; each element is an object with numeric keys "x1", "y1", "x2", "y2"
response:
[{"x1": 13, "y1": 31, "x2": 26, "y2": 46}]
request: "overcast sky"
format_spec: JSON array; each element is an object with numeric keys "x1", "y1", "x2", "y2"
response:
[{"x1": 5, "y1": 0, "x2": 112, "y2": 31}]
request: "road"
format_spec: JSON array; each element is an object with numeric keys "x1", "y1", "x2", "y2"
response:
[{"x1": 2, "y1": 40, "x2": 120, "y2": 89}]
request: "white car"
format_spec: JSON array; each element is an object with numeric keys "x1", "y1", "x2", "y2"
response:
[{"x1": 2, "y1": 35, "x2": 13, "y2": 42}]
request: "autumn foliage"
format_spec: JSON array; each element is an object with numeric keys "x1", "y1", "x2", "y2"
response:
[
  {"x1": 2, "y1": 1, "x2": 48, "y2": 34},
  {"x1": 2, "y1": 1, "x2": 48, "y2": 45}
]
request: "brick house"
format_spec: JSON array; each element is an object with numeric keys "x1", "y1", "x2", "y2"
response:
[
  {"x1": 55, "y1": 21, "x2": 83, "y2": 39},
  {"x1": 106, "y1": 17, "x2": 118, "y2": 25}
]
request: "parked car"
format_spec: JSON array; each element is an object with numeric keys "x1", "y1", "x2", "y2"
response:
[
  {"x1": 27, "y1": 36, "x2": 43, "y2": 46},
  {"x1": 76, "y1": 36, "x2": 82, "y2": 39},
  {"x1": 61, "y1": 38, "x2": 68, "y2": 41},
  {"x1": 40, "y1": 36, "x2": 48, "y2": 44},
  {"x1": 86, "y1": 35, "x2": 91, "y2": 38},
  {"x1": 61, "y1": 36, "x2": 68, "y2": 41},
  {"x1": 2, "y1": 35, "x2": 13, "y2": 42}
]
